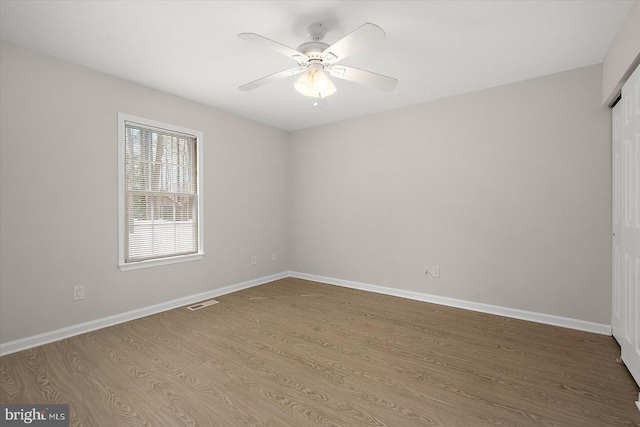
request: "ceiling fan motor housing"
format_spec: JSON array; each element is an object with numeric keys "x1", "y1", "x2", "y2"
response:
[
  {"x1": 296, "y1": 41, "x2": 330, "y2": 69},
  {"x1": 296, "y1": 42, "x2": 329, "y2": 56}
]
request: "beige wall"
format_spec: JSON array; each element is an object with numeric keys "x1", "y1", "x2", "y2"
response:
[
  {"x1": 289, "y1": 64, "x2": 612, "y2": 325},
  {"x1": 0, "y1": 43, "x2": 289, "y2": 343},
  {"x1": 0, "y1": 42, "x2": 614, "y2": 345},
  {"x1": 603, "y1": 1, "x2": 640, "y2": 105}
]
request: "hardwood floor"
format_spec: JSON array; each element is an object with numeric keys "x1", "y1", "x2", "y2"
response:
[{"x1": 1, "y1": 277, "x2": 639, "y2": 426}]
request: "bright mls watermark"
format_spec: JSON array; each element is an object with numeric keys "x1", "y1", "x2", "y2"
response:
[{"x1": 1, "y1": 405, "x2": 69, "y2": 426}]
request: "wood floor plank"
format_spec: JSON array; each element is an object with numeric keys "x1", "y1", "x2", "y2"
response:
[{"x1": 1, "y1": 277, "x2": 639, "y2": 426}]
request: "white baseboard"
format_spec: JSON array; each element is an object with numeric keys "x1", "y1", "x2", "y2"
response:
[
  {"x1": 288, "y1": 271, "x2": 612, "y2": 336},
  {"x1": 0, "y1": 272, "x2": 288, "y2": 357},
  {"x1": 1, "y1": 270, "x2": 612, "y2": 356}
]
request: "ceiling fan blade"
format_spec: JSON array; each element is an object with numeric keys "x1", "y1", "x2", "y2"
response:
[
  {"x1": 238, "y1": 33, "x2": 308, "y2": 63},
  {"x1": 239, "y1": 68, "x2": 305, "y2": 91},
  {"x1": 322, "y1": 23, "x2": 386, "y2": 64},
  {"x1": 328, "y1": 66, "x2": 397, "y2": 91}
]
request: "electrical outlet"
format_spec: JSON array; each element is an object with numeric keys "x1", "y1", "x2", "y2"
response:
[
  {"x1": 272, "y1": 252, "x2": 277, "y2": 261},
  {"x1": 251, "y1": 255, "x2": 257, "y2": 265},
  {"x1": 73, "y1": 285, "x2": 85, "y2": 301},
  {"x1": 431, "y1": 266, "x2": 440, "y2": 278}
]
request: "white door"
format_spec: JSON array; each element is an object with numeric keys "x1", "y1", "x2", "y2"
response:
[{"x1": 612, "y1": 63, "x2": 640, "y2": 392}]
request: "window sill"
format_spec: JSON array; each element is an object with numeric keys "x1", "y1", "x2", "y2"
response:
[{"x1": 119, "y1": 253, "x2": 204, "y2": 271}]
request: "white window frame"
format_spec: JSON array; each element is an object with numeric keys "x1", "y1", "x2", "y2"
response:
[{"x1": 117, "y1": 113, "x2": 204, "y2": 271}]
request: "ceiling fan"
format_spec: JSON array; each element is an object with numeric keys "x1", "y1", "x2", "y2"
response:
[{"x1": 237, "y1": 22, "x2": 397, "y2": 105}]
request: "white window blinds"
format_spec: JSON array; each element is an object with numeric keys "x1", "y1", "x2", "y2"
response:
[{"x1": 123, "y1": 121, "x2": 199, "y2": 264}]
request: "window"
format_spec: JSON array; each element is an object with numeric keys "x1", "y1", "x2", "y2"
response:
[{"x1": 118, "y1": 113, "x2": 203, "y2": 270}]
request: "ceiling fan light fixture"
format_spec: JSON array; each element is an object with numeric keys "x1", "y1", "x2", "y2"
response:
[
  {"x1": 294, "y1": 72, "x2": 314, "y2": 96},
  {"x1": 312, "y1": 70, "x2": 332, "y2": 92},
  {"x1": 295, "y1": 70, "x2": 337, "y2": 99},
  {"x1": 316, "y1": 82, "x2": 336, "y2": 98}
]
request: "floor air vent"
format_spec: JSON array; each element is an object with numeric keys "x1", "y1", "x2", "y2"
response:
[{"x1": 187, "y1": 299, "x2": 219, "y2": 311}]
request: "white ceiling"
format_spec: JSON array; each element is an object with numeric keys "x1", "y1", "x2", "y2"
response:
[{"x1": 0, "y1": 1, "x2": 634, "y2": 131}]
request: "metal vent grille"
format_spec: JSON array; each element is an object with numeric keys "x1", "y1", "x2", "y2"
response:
[{"x1": 187, "y1": 299, "x2": 219, "y2": 311}]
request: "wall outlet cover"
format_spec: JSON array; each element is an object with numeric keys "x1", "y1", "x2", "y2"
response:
[
  {"x1": 431, "y1": 266, "x2": 440, "y2": 278},
  {"x1": 73, "y1": 285, "x2": 85, "y2": 300}
]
